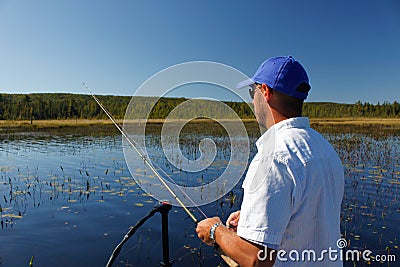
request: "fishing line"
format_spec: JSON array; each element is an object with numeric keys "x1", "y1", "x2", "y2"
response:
[{"x1": 84, "y1": 83, "x2": 208, "y2": 223}]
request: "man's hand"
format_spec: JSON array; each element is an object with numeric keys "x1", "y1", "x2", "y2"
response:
[
  {"x1": 226, "y1": 210, "x2": 240, "y2": 232},
  {"x1": 196, "y1": 217, "x2": 222, "y2": 246}
]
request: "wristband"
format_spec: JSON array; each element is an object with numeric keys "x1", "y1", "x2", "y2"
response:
[{"x1": 210, "y1": 222, "x2": 223, "y2": 242}]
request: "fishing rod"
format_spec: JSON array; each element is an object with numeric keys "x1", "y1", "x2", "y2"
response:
[
  {"x1": 84, "y1": 83, "x2": 206, "y2": 223},
  {"x1": 85, "y1": 84, "x2": 238, "y2": 267}
]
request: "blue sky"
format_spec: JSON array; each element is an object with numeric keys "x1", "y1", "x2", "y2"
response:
[{"x1": 0, "y1": 0, "x2": 399, "y2": 103}]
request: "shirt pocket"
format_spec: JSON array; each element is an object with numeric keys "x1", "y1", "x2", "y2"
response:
[
  {"x1": 243, "y1": 152, "x2": 274, "y2": 193},
  {"x1": 242, "y1": 152, "x2": 261, "y2": 189}
]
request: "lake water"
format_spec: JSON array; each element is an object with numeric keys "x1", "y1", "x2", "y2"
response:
[{"x1": 0, "y1": 123, "x2": 399, "y2": 267}]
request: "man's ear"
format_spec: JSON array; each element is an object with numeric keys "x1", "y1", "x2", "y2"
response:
[{"x1": 262, "y1": 84, "x2": 273, "y2": 101}]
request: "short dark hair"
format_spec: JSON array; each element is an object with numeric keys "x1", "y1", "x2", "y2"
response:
[{"x1": 269, "y1": 88, "x2": 304, "y2": 118}]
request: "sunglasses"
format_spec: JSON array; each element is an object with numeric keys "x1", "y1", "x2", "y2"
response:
[{"x1": 248, "y1": 83, "x2": 261, "y2": 99}]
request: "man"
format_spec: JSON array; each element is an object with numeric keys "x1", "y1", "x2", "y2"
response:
[{"x1": 196, "y1": 56, "x2": 344, "y2": 266}]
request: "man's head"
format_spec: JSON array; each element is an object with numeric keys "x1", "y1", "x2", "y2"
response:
[{"x1": 238, "y1": 56, "x2": 311, "y2": 128}]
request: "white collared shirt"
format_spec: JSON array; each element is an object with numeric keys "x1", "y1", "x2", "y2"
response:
[{"x1": 237, "y1": 117, "x2": 344, "y2": 266}]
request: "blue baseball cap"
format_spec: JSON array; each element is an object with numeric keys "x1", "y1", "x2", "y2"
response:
[{"x1": 237, "y1": 56, "x2": 311, "y2": 100}]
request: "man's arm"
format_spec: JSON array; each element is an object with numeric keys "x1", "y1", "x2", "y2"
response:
[{"x1": 196, "y1": 217, "x2": 276, "y2": 267}]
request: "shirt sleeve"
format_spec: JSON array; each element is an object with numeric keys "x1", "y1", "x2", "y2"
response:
[{"x1": 237, "y1": 158, "x2": 295, "y2": 247}]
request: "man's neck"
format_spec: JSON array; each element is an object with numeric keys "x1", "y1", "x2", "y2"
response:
[{"x1": 266, "y1": 107, "x2": 289, "y2": 129}]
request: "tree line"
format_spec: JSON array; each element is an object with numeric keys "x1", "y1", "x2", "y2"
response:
[
  {"x1": 303, "y1": 101, "x2": 400, "y2": 118},
  {"x1": 0, "y1": 93, "x2": 399, "y2": 121}
]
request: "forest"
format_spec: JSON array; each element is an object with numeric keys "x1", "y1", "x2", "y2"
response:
[{"x1": 0, "y1": 93, "x2": 399, "y2": 120}]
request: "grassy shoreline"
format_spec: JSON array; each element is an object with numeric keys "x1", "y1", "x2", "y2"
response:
[
  {"x1": 309, "y1": 117, "x2": 400, "y2": 125},
  {"x1": 0, "y1": 119, "x2": 124, "y2": 128},
  {"x1": 1, "y1": 118, "x2": 400, "y2": 129}
]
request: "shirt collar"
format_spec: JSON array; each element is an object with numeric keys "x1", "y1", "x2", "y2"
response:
[{"x1": 256, "y1": 117, "x2": 310, "y2": 149}]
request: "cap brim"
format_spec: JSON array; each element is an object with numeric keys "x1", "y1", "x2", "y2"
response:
[{"x1": 236, "y1": 78, "x2": 254, "y2": 89}]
